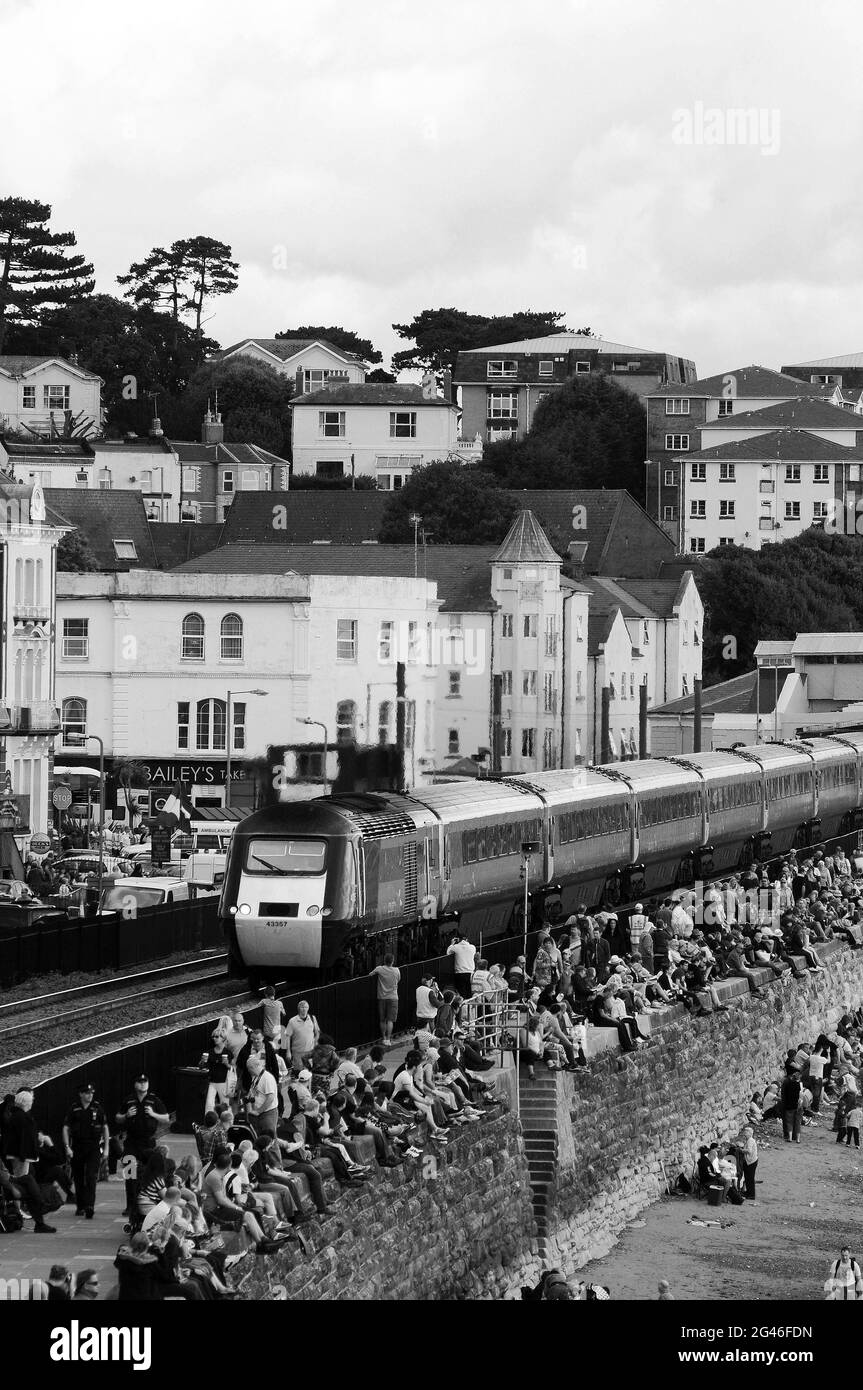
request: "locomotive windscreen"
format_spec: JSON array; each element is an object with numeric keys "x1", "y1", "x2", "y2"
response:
[{"x1": 243, "y1": 838, "x2": 328, "y2": 874}]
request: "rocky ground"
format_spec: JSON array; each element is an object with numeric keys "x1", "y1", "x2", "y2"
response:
[{"x1": 580, "y1": 1103, "x2": 863, "y2": 1301}]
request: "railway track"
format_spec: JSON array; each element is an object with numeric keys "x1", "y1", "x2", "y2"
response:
[{"x1": 0, "y1": 952, "x2": 230, "y2": 1023}]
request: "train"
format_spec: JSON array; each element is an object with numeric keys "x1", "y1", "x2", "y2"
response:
[{"x1": 219, "y1": 734, "x2": 863, "y2": 983}]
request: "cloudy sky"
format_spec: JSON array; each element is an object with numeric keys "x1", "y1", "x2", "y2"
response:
[{"x1": 2, "y1": 0, "x2": 861, "y2": 377}]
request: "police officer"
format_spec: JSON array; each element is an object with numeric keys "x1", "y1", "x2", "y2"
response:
[
  {"x1": 62, "y1": 1081, "x2": 109, "y2": 1219},
  {"x1": 115, "y1": 1074, "x2": 169, "y2": 1216}
]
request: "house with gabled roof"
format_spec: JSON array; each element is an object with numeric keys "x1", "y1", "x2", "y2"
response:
[
  {"x1": 0, "y1": 355, "x2": 103, "y2": 438},
  {"x1": 211, "y1": 336, "x2": 368, "y2": 391}
]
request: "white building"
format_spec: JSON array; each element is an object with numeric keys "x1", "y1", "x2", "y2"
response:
[
  {"x1": 0, "y1": 356, "x2": 102, "y2": 437},
  {"x1": 290, "y1": 381, "x2": 479, "y2": 487},
  {"x1": 212, "y1": 337, "x2": 368, "y2": 389}
]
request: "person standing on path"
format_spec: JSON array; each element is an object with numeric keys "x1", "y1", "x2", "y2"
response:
[
  {"x1": 62, "y1": 1080, "x2": 109, "y2": 1218},
  {"x1": 446, "y1": 933, "x2": 476, "y2": 999},
  {"x1": 283, "y1": 1000, "x2": 320, "y2": 1068},
  {"x1": 781, "y1": 1069, "x2": 803, "y2": 1143},
  {"x1": 741, "y1": 1126, "x2": 758, "y2": 1200},
  {"x1": 370, "y1": 953, "x2": 401, "y2": 1042},
  {"x1": 261, "y1": 988, "x2": 286, "y2": 1050},
  {"x1": 1, "y1": 1088, "x2": 56, "y2": 1233},
  {"x1": 115, "y1": 1074, "x2": 169, "y2": 1217},
  {"x1": 825, "y1": 1248, "x2": 863, "y2": 1300}
]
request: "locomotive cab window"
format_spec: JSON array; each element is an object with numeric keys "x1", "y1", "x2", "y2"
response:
[{"x1": 244, "y1": 838, "x2": 328, "y2": 874}]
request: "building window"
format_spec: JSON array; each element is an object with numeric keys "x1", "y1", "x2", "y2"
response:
[
  {"x1": 62, "y1": 617, "x2": 89, "y2": 660},
  {"x1": 44, "y1": 385, "x2": 70, "y2": 410},
  {"x1": 718, "y1": 537, "x2": 734, "y2": 546},
  {"x1": 405, "y1": 700, "x2": 416, "y2": 749},
  {"x1": 666, "y1": 434, "x2": 689, "y2": 450},
  {"x1": 448, "y1": 728, "x2": 460, "y2": 755},
  {"x1": 813, "y1": 502, "x2": 830, "y2": 520},
  {"x1": 177, "y1": 702, "x2": 189, "y2": 749},
  {"x1": 539, "y1": 360, "x2": 554, "y2": 377},
  {"x1": 663, "y1": 469, "x2": 676, "y2": 486},
  {"x1": 522, "y1": 670, "x2": 537, "y2": 696},
  {"x1": 682, "y1": 675, "x2": 689, "y2": 697},
  {"x1": 181, "y1": 613, "x2": 205, "y2": 660},
  {"x1": 448, "y1": 671, "x2": 461, "y2": 698},
  {"x1": 522, "y1": 728, "x2": 535, "y2": 758},
  {"x1": 336, "y1": 618, "x2": 357, "y2": 661},
  {"x1": 574, "y1": 728, "x2": 582, "y2": 757},
  {"x1": 630, "y1": 673, "x2": 635, "y2": 700},
  {"x1": 316, "y1": 461, "x2": 344, "y2": 480},
  {"x1": 760, "y1": 480, "x2": 774, "y2": 494},
  {"x1": 487, "y1": 390, "x2": 519, "y2": 417},
  {"x1": 220, "y1": 613, "x2": 243, "y2": 661},
  {"x1": 813, "y1": 464, "x2": 830, "y2": 483},
  {"x1": 609, "y1": 672, "x2": 616, "y2": 699},
  {"x1": 719, "y1": 500, "x2": 735, "y2": 518},
  {"x1": 501, "y1": 671, "x2": 512, "y2": 695},
  {"x1": 665, "y1": 398, "x2": 690, "y2": 415},
  {"x1": 642, "y1": 621, "x2": 650, "y2": 645},
  {"x1": 222, "y1": 470, "x2": 234, "y2": 494},
  {"x1": 232, "y1": 701, "x2": 246, "y2": 751},
  {"x1": 502, "y1": 614, "x2": 514, "y2": 638},
  {"x1": 719, "y1": 463, "x2": 735, "y2": 481},
  {"x1": 690, "y1": 461, "x2": 706, "y2": 480},
  {"x1": 319, "y1": 410, "x2": 345, "y2": 438},
  {"x1": 502, "y1": 728, "x2": 512, "y2": 757},
  {"x1": 523, "y1": 613, "x2": 538, "y2": 638},
  {"x1": 61, "y1": 697, "x2": 86, "y2": 746},
  {"x1": 576, "y1": 615, "x2": 584, "y2": 642},
  {"x1": 389, "y1": 411, "x2": 417, "y2": 438},
  {"x1": 785, "y1": 501, "x2": 801, "y2": 520},
  {"x1": 543, "y1": 672, "x2": 556, "y2": 714},
  {"x1": 690, "y1": 500, "x2": 706, "y2": 518},
  {"x1": 544, "y1": 615, "x2": 558, "y2": 657},
  {"x1": 113, "y1": 539, "x2": 137, "y2": 560},
  {"x1": 689, "y1": 537, "x2": 706, "y2": 552},
  {"x1": 182, "y1": 467, "x2": 199, "y2": 492},
  {"x1": 576, "y1": 670, "x2": 583, "y2": 698},
  {"x1": 487, "y1": 360, "x2": 518, "y2": 379},
  {"x1": 542, "y1": 728, "x2": 555, "y2": 768},
  {"x1": 785, "y1": 464, "x2": 801, "y2": 483},
  {"x1": 99, "y1": 469, "x2": 112, "y2": 491},
  {"x1": 407, "y1": 621, "x2": 421, "y2": 663},
  {"x1": 336, "y1": 699, "x2": 357, "y2": 745},
  {"x1": 377, "y1": 701, "x2": 392, "y2": 744},
  {"x1": 378, "y1": 620, "x2": 393, "y2": 662},
  {"x1": 718, "y1": 399, "x2": 733, "y2": 416},
  {"x1": 662, "y1": 505, "x2": 677, "y2": 521},
  {"x1": 240, "y1": 470, "x2": 261, "y2": 491},
  {"x1": 22, "y1": 386, "x2": 35, "y2": 409},
  {"x1": 575, "y1": 361, "x2": 591, "y2": 374},
  {"x1": 197, "y1": 698, "x2": 226, "y2": 751}
]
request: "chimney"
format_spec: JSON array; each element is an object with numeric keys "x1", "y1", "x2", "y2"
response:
[
  {"x1": 296, "y1": 368, "x2": 305, "y2": 397},
  {"x1": 441, "y1": 370, "x2": 453, "y2": 402},
  {"x1": 149, "y1": 416, "x2": 164, "y2": 438},
  {"x1": 201, "y1": 402, "x2": 224, "y2": 445}
]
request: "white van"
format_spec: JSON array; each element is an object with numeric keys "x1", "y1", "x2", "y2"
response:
[{"x1": 100, "y1": 877, "x2": 191, "y2": 914}]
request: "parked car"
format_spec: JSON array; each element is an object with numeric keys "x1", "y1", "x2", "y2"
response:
[
  {"x1": 57, "y1": 851, "x2": 121, "y2": 879},
  {"x1": 100, "y1": 877, "x2": 192, "y2": 915}
]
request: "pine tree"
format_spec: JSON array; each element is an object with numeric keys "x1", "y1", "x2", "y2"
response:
[
  {"x1": 0, "y1": 197, "x2": 94, "y2": 353},
  {"x1": 118, "y1": 236, "x2": 238, "y2": 340}
]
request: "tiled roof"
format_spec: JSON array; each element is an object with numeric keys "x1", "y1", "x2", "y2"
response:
[
  {"x1": 171, "y1": 542, "x2": 500, "y2": 612},
  {"x1": 492, "y1": 510, "x2": 559, "y2": 563},
  {"x1": 44, "y1": 489, "x2": 158, "y2": 569},
  {"x1": 220, "y1": 491, "x2": 389, "y2": 544},
  {"x1": 0, "y1": 355, "x2": 101, "y2": 380},
  {"x1": 0, "y1": 438, "x2": 94, "y2": 460},
  {"x1": 213, "y1": 338, "x2": 364, "y2": 365},
  {"x1": 782, "y1": 352, "x2": 863, "y2": 371},
  {"x1": 705, "y1": 398, "x2": 861, "y2": 432},
  {"x1": 685, "y1": 430, "x2": 863, "y2": 463},
  {"x1": 461, "y1": 333, "x2": 662, "y2": 356},
  {"x1": 587, "y1": 610, "x2": 618, "y2": 656},
  {"x1": 650, "y1": 365, "x2": 832, "y2": 400},
  {"x1": 172, "y1": 441, "x2": 286, "y2": 467},
  {"x1": 651, "y1": 669, "x2": 761, "y2": 716},
  {"x1": 582, "y1": 574, "x2": 691, "y2": 619},
  {"x1": 292, "y1": 384, "x2": 455, "y2": 408},
  {"x1": 148, "y1": 522, "x2": 225, "y2": 570}
]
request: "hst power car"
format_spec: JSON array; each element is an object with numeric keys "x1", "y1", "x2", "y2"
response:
[{"x1": 220, "y1": 734, "x2": 863, "y2": 981}]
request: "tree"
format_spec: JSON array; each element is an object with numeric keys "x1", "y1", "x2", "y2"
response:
[
  {"x1": 0, "y1": 197, "x2": 94, "y2": 353},
  {"x1": 365, "y1": 367, "x2": 397, "y2": 384},
  {"x1": 161, "y1": 358, "x2": 293, "y2": 455},
  {"x1": 378, "y1": 460, "x2": 520, "y2": 545},
  {"x1": 118, "y1": 235, "x2": 238, "y2": 338},
  {"x1": 482, "y1": 374, "x2": 647, "y2": 494},
  {"x1": 57, "y1": 530, "x2": 98, "y2": 572},
  {"x1": 114, "y1": 759, "x2": 149, "y2": 826},
  {"x1": 391, "y1": 307, "x2": 568, "y2": 377},
  {"x1": 275, "y1": 325, "x2": 383, "y2": 364}
]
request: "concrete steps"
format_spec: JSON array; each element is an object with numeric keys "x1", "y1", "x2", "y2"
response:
[{"x1": 520, "y1": 1073, "x2": 563, "y2": 1243}]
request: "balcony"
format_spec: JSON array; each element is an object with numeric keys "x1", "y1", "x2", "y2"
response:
[
  {"x1": 13, "y1": 603, "x2": 51, "y2": 623},
  {"x1": 453, "y1": 434, "x2": 483, "y2": 459},
  {"x1": 8, "y1": 702, "x2": 61, "y2": 734}
]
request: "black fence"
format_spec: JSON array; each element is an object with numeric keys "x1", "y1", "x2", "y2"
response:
[
  {"x1": 31, "y1": 927, "x2": 545, "y2": 1142},
  {"x1": 0, "y1": 897, "x2": 222, "y2": 988}
]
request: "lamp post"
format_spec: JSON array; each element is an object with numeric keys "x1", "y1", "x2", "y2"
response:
[
  {"x1": 298, "y1": 718, "x2": 329, "y2": 795},
  {"x1": 67, "y1": 732, "x2": 104, "y2": 911},
  {"x1": 225, "y1": 690, "x2": 268, "y2": 810},
  {"x1": 520, "y1": 840, "x2": 540, "y2": 960}
]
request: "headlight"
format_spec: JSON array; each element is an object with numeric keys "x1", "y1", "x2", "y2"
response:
[
  {"x1": 238, "y1": 903, "x2": 252, "y2": 916},
  {"x1": 321, "y1": 907, "x2": 333, "y2": 917},
  {"x1": 307, "y1": 905, "x2": 320, "y2": 917},
  {"x1": 229, "y1": 905, "x2": 238, "y2": 916}
]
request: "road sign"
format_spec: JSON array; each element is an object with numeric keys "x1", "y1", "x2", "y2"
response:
[
  {"x1": 29, "y1": 834, "x2": 51, "y2": 854},
  {"x1": 52, "y1": 785, "x2": 73, "y2": 811}
]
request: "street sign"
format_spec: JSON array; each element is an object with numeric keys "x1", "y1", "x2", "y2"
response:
[
  {"x1": 29, "y1": 834, "x2": 51, "y2": 854},
  {"x1": 52, "y1": 785, "x2": 73, "y2": 811},
  {"x1": 150, "y1": 826, "x2": 172, "y2": 866}
]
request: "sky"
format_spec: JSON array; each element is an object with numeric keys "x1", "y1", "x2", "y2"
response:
[{"x1": 2, "y1": 0, "x2": 862, "y2": 379}]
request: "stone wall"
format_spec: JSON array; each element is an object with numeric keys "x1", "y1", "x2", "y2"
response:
[
  {"x1": 540, "y1": 940, "x2": 863, "y2": 1272},
  {"x1": 233, "y1": 1113, "x2": 541, "y2": 1302}
]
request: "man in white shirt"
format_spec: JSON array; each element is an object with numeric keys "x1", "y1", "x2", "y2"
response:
[
  {"x1": 415, "y1": 975, "x2": 443, "y2": 1029},
  {"x1": 141, "y1": 1187, "x2": 191, "y2": 1235},
  {"x1": 246, "y1": 1056, "x2": 279, "y2": 1138},
  {"x1": 447, "y1": 934, "x2": 477, "y2": 998},
  {"x1": 283, "y1": 1000, "x2": 320, "y2": 1067},
  {"x1": 671, "y1": 897, "x2": 694, "y2": 939}
]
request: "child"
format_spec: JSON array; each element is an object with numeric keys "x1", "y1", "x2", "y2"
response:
[{"x1": 846, "y1": 1097, "x2": 862, "y2": 1149}]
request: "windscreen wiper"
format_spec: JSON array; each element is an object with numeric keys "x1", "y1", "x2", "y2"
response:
[{"x1": 250, "y1": 854, "x2": 291, "y2": 875}]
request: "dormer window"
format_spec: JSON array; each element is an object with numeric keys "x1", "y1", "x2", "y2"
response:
[{"x1": 487, "y1": 360, "x2": 518, "y2": 379}]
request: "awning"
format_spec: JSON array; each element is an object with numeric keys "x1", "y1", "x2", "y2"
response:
[
  {"x1": 53, "y1": 765, "x2": 101, "y2": 778},
  {"x1": 190, "y1": 807, "x2": 246, "y2": 824}
]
